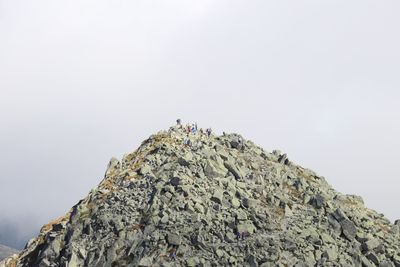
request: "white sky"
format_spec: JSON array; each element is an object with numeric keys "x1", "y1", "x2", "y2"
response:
[{"x1": 0, "y1": 0, "x2": 399, "y2": 248}]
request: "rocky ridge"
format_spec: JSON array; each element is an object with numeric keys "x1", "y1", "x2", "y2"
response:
[{"x1": 1, "y1": 124, "x2": 400, "y2": 266}]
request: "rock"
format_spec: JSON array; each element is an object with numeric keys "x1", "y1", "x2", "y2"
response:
[
  {"x1": 211, "y1": 189, "x2": 224, "y2": 204},
  {"x1": 231, "y1": 197, "x2": 241, "y2": 208},
  {"x1": 238, "y1": 221, "x2": 256, "y2": 234},
  {"x1": 328, "y1": 215, "x2": 342, "y2": 235},
  {"x1": 278, "y1": 153, "x2": 289, "y2": 164},
  {"x1": 204, "y1": 159, "x2": 228, "y2": 178},
  {"x1": 186, "y1": 257, "x2": 198, "y2": 267},
  {"x1": 105, "y1": 157, "x2": 120, "y2": 176},
  {"x1": 322, "y1": 247, "x2": 338, "y2": 261},
  {"x1": 366, "y1": 253, "x2": 380, "y2": 265},
  {"x1": 320, "y1": 233, "x2": 335, "y2": 244},
  {"x1": 310, "y1": 194, "x2": 325, "y2": 209},
  {"x1": 224, "y1": 161, "x2": 245, "y2": 180},
  {"x1": 284, "y1": 205, "x2": 293, "y2": 216},
  {"x1": 216, "y1": 249, "x2": 224, "y2": 258},
  {"x1": 167, "y1": 233, "x2": 181, "y2": 246},
  {"x1": 235, "y1": 209, "x2": 248, "y2": 221},
  {"x1": 139, "y1": 163, "x2": 152, "y2": 176},
  {"x1": 246, "y1": 255, "x2": 258, "y2": 267},
  {"x1": 333, "y1": 208, "x2": 347, "y2": 222},
  {"x1": 194, "y1": 203, "x2": 205, "y2": 214},
  {"x1": 361, "y1": 255, "x2": 376, "y2": 267},
  {"x1": 303, "y1": 251, "x2": 316, "y2": 266},
  {"x1": 393, "y1": 254, "x2": 400, "y2": 267},
  {"x1": 340, "y1": 219, "x2": 357, "y2": 240},
  {"x1": 224, "y1": 232, "x2": 237, "y2": 243},
  {"x1": 390, "y1": 225, "x2": 399, "y2": 236},
  {"x1": 170, "y1": 176, "x2": 181, "y2": 187},
  {"x1": 138, "y1": 257, "x2": 153, "y2": 267},
  {"x1": 362, "y1": 238, "x2": 381, "y2": 251},
  {"x1": 379, "y1": 261, "x2": 395, "y2": 267},
  {"x1": 160, "y1": 214, "x2": 169, "y2": 224},
  {"x1": 178, "y1": 155, "x2": 191, "y2": 166}
]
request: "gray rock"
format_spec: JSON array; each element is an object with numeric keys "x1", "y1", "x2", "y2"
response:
[
  {"x1": 167, "y1": 233, "x2": 181, "y2": 246},
  {"x1": 379, "y1": 261, "x2": 395, "y2": 267},
  {"x1": 138, "y1": 257, "x2": 153, "y2": 267},
  {"x1": 362, "y1": 238, "x2": 381, "y2": 251},
  {"x1": 322, "y1": 247, "x2": 338, "y2": 261},
  {"x1": 328, "y1": 215, "x2": 342, "y2": 235},
  {"x1": 204, "y1": 159, "x2": 228, "y2": 178},
  {"x1": 224, "y1": 161, "x2": 245, "y2": 180},
  {"x1": 246, "y1": 255, "x2": 258, "y2": 267},
  {"x1": 361, "y1": 255, "x2": 376, "y2": 267},
  {"x1": 310, "y1": 194, "x2": 325, "y2": 209},
  {"x1": 340, "y1": 219, "x2": 357, "y2": 240},
  {"x1": 333, "y1": 208, "x2": 347, "y2": 222},
  {"x1": 211, "y1": 189, "x2": 223, "y2": 204},
  {"x1": 366, "y1": 253, "x2": 380, "y2": 265},
  {"x1": 231, "y1": 197, "x2": 241, "y2": 208},
  {"x1": 170, "y1": 177, "x2": 181, "y2": 186},
  {"x1": 178, "y1": 156, "x2": 191, "y2": 166}
]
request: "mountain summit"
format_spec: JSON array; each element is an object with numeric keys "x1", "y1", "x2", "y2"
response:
[{"x1": 2, "y1": 124, "x2": 400, "y2": 266}]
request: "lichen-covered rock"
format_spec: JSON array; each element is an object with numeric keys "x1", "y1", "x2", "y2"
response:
[{"x1": 2, "y1": 124, "x2": 399, "y2": 267}]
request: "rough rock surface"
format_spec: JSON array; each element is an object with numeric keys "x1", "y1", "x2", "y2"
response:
[
  {"x1": 2, "y1": 124, "x2": 400, "y2": 266},
  {"x1": 0, "y1": 245, "x2": 18, "y2": 261}
]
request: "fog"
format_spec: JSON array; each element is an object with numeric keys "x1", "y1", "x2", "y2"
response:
[{"x1": 0, "y1": 0, "x2": 399, "y2": 249}]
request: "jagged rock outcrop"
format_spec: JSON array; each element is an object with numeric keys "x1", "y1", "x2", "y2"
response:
[
  {"x1": 0, "y1": 245, "x2": 18, "y2": 261},
  {"x1": 2, "y1": 124, "x2": 400, "y2": 266}
]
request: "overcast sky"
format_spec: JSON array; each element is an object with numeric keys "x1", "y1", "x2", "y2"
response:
[{"x1": 1, "y1": 0, "x2": 399, "y2": 249}]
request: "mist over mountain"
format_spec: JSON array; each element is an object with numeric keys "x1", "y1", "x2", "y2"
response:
[{"x1": 0, "y1": 244, "x2": 18, "y2": 261}]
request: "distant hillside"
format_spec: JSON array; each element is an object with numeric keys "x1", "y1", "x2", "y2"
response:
[{"x1": 0, "y1": 245, "x2": 18, "y2": 261}]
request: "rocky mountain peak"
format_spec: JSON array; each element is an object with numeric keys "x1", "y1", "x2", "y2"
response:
[{"x1": 2, "y1": 123, "x2": 400, "y2": 266}]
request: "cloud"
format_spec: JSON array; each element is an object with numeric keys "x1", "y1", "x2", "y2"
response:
[
  {"x1": 0, "y1": 0, "x2": 399, "y2": 237},
  {"x1": 0, "y1": 216, "x2": 39, "y2": 249}
]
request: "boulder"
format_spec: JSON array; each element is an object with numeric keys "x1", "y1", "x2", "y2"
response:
[
  {"x1": 340, "y1": 219, "x2": 357, "y2": 241},
  {"x1": 204, "y1": 159, "x2": 228, "y2": 178},
  {"x1": 211, "y1": 189, "x2": 223, "y2": 204},
  {"x1": 224, "y1": 161, "x2": 245, "y2": 180},
  {"x1": 362, "y1": 238, "x2": 381, "y2": 252},
  {"x1": 322, "y1": 247, "x2": 338, "y2": 261},
  {"x1": 310, "y1": 194, "x2": 325, "y2": 209},
  {"x1": 167, "y1": 233, "x2": 181, "y2": 246},
  {"x1": 138, "y1": 257, "x2": 153, "y2": 267},
  {"x1": 170, "y1": 177, "x2": 181, "y2": 186}
]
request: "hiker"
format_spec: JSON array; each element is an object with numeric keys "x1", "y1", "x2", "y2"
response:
[
  {"x1": 206, "y1": 128, "x2": 212, "y2": 137},
  {"x1": 236, "y1": 232, "x2": 241, "y2": 241},
  {"x1": 176, "y1": 119, "x2": 181, "y2": 126},
  {"x1": 191, "y1": 124, "x2": 197, "y2": 134},
  {"x1": 170, "y1": 248, "x2": 177, "y2": 260},
  {"x1": 183, "y1": 136, "x2": 191, "y2": 147}
]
